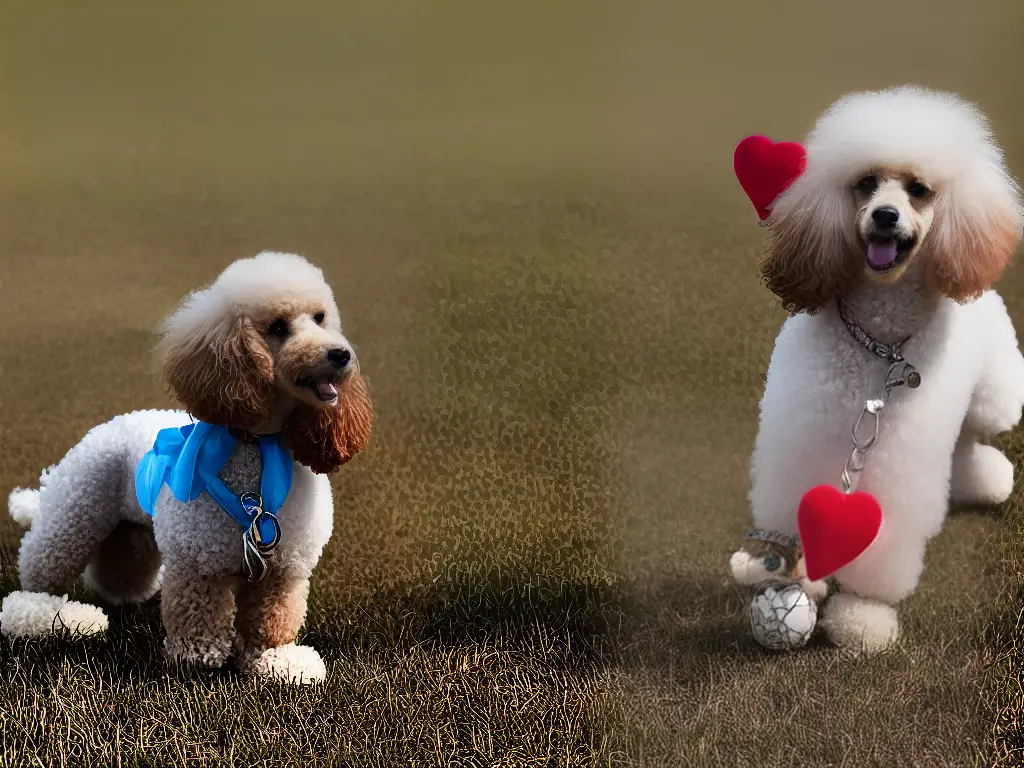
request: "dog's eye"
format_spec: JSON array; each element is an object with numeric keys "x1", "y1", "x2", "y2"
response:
[
  {"x1": 313, "y1": 311, "x2": 326, "y2": 325},
  {"x1": 763, "y1": 554, "x2": 782, "y2": 572},
  {"x1": 907, "y1": 180, "x2": 930, "y2": 198},
  {"x1": 855, "y1": 175, "x2": 878, "y2": 193},
  {"x1": 267, "y1": 318, "x2": 289, "y2": 338}
]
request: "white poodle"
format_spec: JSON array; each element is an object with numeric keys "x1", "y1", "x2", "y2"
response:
[
  {"x1": 733, "y1": 86, "x2": 1024, "y2": 652},
  {"x1": 1, "y1": 251, "x2": 373, "y2": 683}
]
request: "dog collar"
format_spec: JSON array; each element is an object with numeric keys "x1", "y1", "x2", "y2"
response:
[
  {"x1": 836, "y1": 299, "x2": 922, "y2": 390},
  {"x1": 227, "y1": 426, "x2": 262, "y2": 445},
  {"x1": 835, "y1": 299, "x2": 911, "y2": 363},
  {"x1": 135, "y1": 421, "x2": 293, "y2": 582}
]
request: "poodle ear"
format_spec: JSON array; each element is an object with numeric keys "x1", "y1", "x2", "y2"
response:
[
  {"x1": 284, "y1": 371, "x2": 373, "y2": 474},
  {"x1": 157, "y1": 299, "x2": 276, "y2": 429},
  {"x1": 762, "y1": 177, "x2": 861, "y2": 314},
  {"x1": 925, "y1": 180, "x2": 1023, "y2": 302}
]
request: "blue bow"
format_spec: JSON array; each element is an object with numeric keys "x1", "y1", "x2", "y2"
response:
[{"x1": 135, "y1": 421, "x2": 293, "y2": 538}]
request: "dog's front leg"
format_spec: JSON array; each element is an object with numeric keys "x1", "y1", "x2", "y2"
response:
[
  {"x1": 161, "y1": 564, "x2": 238, "y2": 670},
  {"x1": 233, "y1": 569, "x2": 326, "y2": 684}
]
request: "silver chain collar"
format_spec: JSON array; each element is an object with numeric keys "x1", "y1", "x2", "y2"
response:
[{"x1": 836, "y1": 299, "x2": 921, "y2": 493}]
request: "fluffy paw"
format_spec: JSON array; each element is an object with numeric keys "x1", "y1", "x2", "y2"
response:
[
  {"x1": 0, "y1": 591, "x2": 108, "y2": 638},
  {"x1": 821, "y1": 592, "x2": 899, "y2": 653},
  {"x1": 250, "y1": 644, "x2": 327, "y2": 685},
  {"x1": 951, "y1": 443, "x2": 1015, "y2": 506},
  {"x1": 970, "y1": 393, "x2": 1024, "y2": 437}
]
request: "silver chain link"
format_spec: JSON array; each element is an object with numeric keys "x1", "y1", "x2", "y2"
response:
[{"x1": 840, "y1": 354, "x2": 920, "y2": 493}]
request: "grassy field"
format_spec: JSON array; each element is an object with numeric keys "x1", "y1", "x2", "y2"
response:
[{"x1": 2, "y1": 1, "x2": 1024, "y2": 765}]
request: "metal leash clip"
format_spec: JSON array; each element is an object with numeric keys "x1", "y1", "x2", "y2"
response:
[
  {"x1": 239, "y1": 492, "x2": 281, "y2": 583},
  {"x1": 839, "y1": 354, "x2": 922, "y2": 493}
]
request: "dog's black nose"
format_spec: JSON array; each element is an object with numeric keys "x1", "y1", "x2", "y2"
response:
[
  {"x1": 871, "y1": 206, "x2": 900, "y2": 228},
  {"x1": 327, "y1": 348, "x2": 351, "y2": 368}
]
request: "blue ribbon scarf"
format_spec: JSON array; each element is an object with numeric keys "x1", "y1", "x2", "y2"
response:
[{"x1": 135, "y1": 421, "x2": 293, "y2": 543}]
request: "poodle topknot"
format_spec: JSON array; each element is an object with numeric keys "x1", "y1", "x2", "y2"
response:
[
  {"x1": 2, "y1": 251, "x2": 372, "y2": 684},
  {"x1": 733, "y1": 86, "x2": 1024, "y2": 653}
]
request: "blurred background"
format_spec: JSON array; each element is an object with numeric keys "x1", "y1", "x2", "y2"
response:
[{"x1": 2, "y1": 1, "x2": 1023, "y2": 765}]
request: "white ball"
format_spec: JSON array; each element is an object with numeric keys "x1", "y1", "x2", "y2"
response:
[{"x1": 748, "y1": 581, "x2": 817, "y2": 651}]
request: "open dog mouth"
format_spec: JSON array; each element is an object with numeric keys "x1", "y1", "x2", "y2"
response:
[
  {"x1": 295, "y1": 374, "x2": 340, "y2": 405},
  {"x1": 865, "y1": 236, "x2": 916, "y2": 274}
]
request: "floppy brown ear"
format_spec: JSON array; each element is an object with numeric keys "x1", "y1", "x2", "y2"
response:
[
  {"x1": 926, "y1": 192, "x2": 1022, "y2": 302},
  {"x1": 158, "y1": 315, "x2": 275, "y2": 429},
  {"x1": 762, "y1": 178, "x2": 861, "y2": 314},
  {"x1": 284, "y1": 371, "x2": 373, "y2": 474}
]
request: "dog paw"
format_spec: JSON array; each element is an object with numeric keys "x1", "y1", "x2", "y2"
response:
[
  {"x1": 969, "y1": 395, "x2": 1024, "y2": 437},
  {"x1": 821, "y1": 593, "x2": 899, "y2": 653},
  {"x1": 0, "y1": 591, "x2": 108, "y2": 638},
  {"x1": 250, "y1": 644, "x2": 327, "y2": 685}
]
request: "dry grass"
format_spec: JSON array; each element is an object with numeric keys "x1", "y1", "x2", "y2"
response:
[
  {"x1": 985, "y1": 430, "x2": 1024, "y2": 765},
  {"x1": 0, "y1": 550, "x2": 614, "y2": 766},
  {"x1": 2, "y1": 1, "x2": 1024, "y2": 766}
]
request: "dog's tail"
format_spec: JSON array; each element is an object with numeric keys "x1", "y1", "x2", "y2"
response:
[
  {"x1": 8, "y1": 488, "x2": 40, "y2": 529},
  {"x1": 7, "y1": 466, "x2": 53, "y2": 530}
]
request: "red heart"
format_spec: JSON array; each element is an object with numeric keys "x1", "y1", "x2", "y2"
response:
[
  {"x1": 797, "y1": 485, "x2": 882, "y2": 581},
  {"x1": 734, "y1": 135, "x2": 806, "y2": 220}
]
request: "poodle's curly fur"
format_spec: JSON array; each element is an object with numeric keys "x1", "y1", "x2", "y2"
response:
[
  {"x1": 2, "y1": 252, "x2": 372, "y2": 683},
  {"x1": 739, "y1": 86, "x2": 1024, "y2": 653}
]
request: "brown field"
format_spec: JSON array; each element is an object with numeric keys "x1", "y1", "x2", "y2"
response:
[{"x1": 2, "y1": 1, "x2": 1024, "y2": 765}]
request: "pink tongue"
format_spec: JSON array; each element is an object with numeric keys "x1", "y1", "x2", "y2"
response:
[
  {"x1": 316, "y1": 381, "x2": 338, "y2": 400},
  {"x1": 867, "y1": 241, "x2": 898, "y2": 268}
]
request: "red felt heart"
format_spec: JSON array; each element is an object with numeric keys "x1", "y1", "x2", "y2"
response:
[
  {"x1": 733, "y1": 135, "x2": 807, "y2": 220},
  {"x1": 797, "y1": 485, "x2": 882, "y2": 581}
]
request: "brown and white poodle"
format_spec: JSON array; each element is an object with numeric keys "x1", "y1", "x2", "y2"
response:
[{"x1": 1, "y1": 251, "x2": 372, "y2": 684}]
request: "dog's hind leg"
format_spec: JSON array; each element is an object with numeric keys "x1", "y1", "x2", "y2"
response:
[
  {"x1": 17, "y1": 452, "x2": 127, "y2": 597},
  {"x1": 4, "y1": 433, "x2": 133, "y2": 638},
  {"x1": 5, "y1": 467, "x2": 122, "y2": 639},
  {"x1": 950, "y1": 432, "x2": 1015, "y2": 507}
]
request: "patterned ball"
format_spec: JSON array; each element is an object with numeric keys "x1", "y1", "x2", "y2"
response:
[{"x1": 748, "y1": 581, "x2": 817, "y2": 651}]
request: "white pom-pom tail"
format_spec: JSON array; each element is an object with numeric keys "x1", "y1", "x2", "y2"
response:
[{"x1": 8, "y1": 488, "x2": 41, "y2": 529}]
